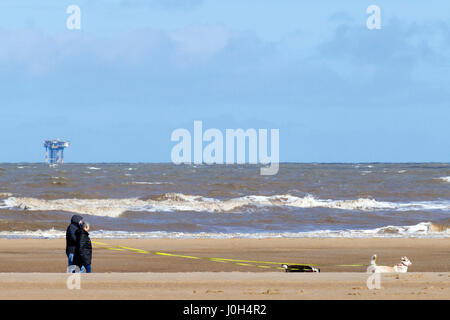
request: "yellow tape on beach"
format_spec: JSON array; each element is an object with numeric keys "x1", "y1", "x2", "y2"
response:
[
  {"x1": 153, "y1": 252, "x2": 202, "y2": 260},
  {"x1": 92, "y1": 241, "x2": 364, "y2": 269},
  {"x1": 208, "y1": 257, "x2": 319, "y2": 266},
  {"x1": 117, "y1": 246, "x2": 149, "y2": 254}
]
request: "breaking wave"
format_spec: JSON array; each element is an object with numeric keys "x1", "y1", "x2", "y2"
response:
[
  {"x1": 437, "y1": 176, "x2": 450, "y2": 183},
  {"x1": 0, "y1": 222, "x2": 447, "y2": 239},
  {"x1": 1, "y1": 193, "x2": 450, "y2": 217}
]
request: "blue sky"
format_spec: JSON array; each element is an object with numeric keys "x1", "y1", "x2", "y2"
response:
[{"x1": 0, "y1": 0, "x2": 449, "y2": 162}]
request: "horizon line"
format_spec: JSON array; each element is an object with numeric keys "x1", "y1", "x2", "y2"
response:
[{"x1": 1, "y1": 161, "x2": 449, "y2": 165}]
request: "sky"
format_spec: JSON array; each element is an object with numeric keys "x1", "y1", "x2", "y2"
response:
[{"x1": 0, "y1": 0, "x2": 449, "y2": 162}]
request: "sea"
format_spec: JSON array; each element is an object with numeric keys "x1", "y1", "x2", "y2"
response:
[{"x1": 0, "y1": 163, "x2": 449, "y2": 239}]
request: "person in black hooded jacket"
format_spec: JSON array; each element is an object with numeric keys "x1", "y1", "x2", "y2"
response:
[
  {"x1": 66, "y1": 214, "x2": 83, "y2": 268},
  {"x1": 74, "y1": 221, "x2": 92, "y2": 273}
]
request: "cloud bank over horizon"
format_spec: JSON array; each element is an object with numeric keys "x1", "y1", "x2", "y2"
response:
[
  {"x1": 0, "y1": 1, "x2": 449, "y2": 162},
  {"x1": 2, "y1": 19, "x2": 449, "y2": 107}
]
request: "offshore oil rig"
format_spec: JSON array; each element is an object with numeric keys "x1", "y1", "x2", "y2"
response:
[{"x1": 44, "y1": 139, "x2": 70, "y2": 164}]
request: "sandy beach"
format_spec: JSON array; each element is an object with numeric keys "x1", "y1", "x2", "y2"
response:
[
  {"x1": 0, "y1": 272, "x2": 449, "y2": 300},
  {"x1": 0, "y1": 237, "x2": 449, "y2": 299}
]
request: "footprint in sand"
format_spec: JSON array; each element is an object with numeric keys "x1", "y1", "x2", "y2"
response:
[
  {"x1": 247, "y1": 289, "x2": 280, "y2": 295},
  {"x1": 262, "y1": 289, "x2": 280, "y2": 295},
  {"x1": 205, "y1": 290, "x2": 223, "y2": 294}
]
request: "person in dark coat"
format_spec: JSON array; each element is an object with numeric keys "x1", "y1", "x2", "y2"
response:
[
  {"x1": 74, "y1": 221, "x2": 92, "y2": 273},
  {"x1": 66, "y1": 214, "x2": 83, "y2": 268}
]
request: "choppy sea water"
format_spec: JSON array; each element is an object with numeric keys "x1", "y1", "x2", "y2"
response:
[{"x1": 0, "y1": 163, "x2": 449, "y2": 239}]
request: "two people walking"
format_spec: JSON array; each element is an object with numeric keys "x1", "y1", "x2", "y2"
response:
[{"x1": 66, "y1": 214, "x2": 92, "y2": 273}]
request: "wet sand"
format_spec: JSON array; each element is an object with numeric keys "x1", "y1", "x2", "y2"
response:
[
  {"x1": 0, "y1": 238, "x2": 448, "y2": 299},
  {"x1": 0, "y1": 238, "x2": 449, "y2": 273}
]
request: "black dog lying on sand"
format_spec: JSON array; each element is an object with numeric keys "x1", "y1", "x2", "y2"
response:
[{"x1": 281, "y1": 264, "x2": 320, "y2": 272}]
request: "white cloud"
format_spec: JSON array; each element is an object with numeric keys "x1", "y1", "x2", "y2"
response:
[
  {"x1": 169, "y1": 25, "x2": 232, "y2": 62},
  {"x1": 92, "y1": 0, "x2": 203, "y2": 10},
  {"x1": 0, "y1": 19, "x2": 449, "y2": 108}
]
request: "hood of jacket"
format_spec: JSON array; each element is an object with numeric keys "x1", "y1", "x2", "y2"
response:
[{"x1": 70, "y1": 215, "x2": 83, "y2": 225}]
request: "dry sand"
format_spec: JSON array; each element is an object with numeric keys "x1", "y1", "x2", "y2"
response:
[
  {"x1": 0, "y1": 238, "x2": 448, "y2": 299},
  {"x1": 0, "y1": 272, "x2": 449, "y2": 300}
]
